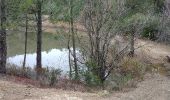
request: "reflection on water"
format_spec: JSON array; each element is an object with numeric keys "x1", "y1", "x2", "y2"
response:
[{"x1": 7, "y1": 48, "x2": 72, "y2": 73}]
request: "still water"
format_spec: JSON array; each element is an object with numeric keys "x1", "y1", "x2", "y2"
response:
[
  {"x1": 7, "y1": 32, "x2": 84, "y2": 74},
  {"x1": 7, "y1": 48, "x2": 70, "y2": 72}
]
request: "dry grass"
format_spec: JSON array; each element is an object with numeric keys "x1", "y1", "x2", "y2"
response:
[
  {"x1": 5, "y1": 64, "x2": 91, "y2": 92},
  {"x1": 119, "y1": 57, "x2": 146, "y2": 80}
]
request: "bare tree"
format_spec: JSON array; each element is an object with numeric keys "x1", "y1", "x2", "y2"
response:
[
  {"x1": 0, "y1": 0, "x2": 7, "y2": 74},
  {"x1": 83, "y1": 0, "x2": 123, "y2": 85}
]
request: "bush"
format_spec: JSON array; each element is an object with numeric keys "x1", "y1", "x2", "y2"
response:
[
  {"x1": 141, "y1": 24, "x2": 158, "y2": 40},
  {"x1": 106, "y1": 73, "x2": 134, "y2": 91},
  {"x1": 105, "y1": 57, "x2": 147, "y2": 91},
  {"x1": 38, "y1": 67, "x2": 62, "y2": 87},
  {"x1": 6, "y1": 64, "x2": 22, "y2": 76},
  {"x1": 120, "y1": 57, "x2": 146, "y2": 79},
  {"x1": 83, "y1": 71, "x2": 101, "y2": 86},
  {"x1": 6, "y1": 64, "x2": 36, "y2": 79},
  {"x1": 81, "y1": 60, "x2": 103, "y2": 86},
  {"x1": 49, "y1": 68, "x2": 62, "y2": 86},
  {"x1": 6, "y1": 64, "x2": 62, "y2": 87}
]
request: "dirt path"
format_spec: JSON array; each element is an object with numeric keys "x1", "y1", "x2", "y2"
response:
[
  {"x1": 0, "y1": 74, "x2": 170, "y2": 100},
  {"x1": 135, "y1": 39, "x2": 170, "y2": 62},
  {"x1": 0, "y1": 76, "x2": 98, "y2": 100},
  {"x1": 111, "y1": 74, "x2": 170, "y2": 100},
  {"x1": 114, "y1": 36, "x2": 170, "y2": 64}
]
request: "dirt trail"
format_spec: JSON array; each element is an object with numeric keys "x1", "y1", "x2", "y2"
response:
[
  {"x1": 0, "y1": 74, "x2": 170, "y2": 100},
  {"x1": 112, "y1": 74, "x2": 170, "y2": 100},
  {"x1": 114, "y1": 35, "x2": 170, "y2": 63},
  {"x1": 0, "y1": 76, "x2": 98, "y2": 100},
  {"x1": 135, "y1": 39, "x2": 170, "y2": 62}
]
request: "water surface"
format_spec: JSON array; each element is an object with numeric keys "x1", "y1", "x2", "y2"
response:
[{"x1": 8, "y1": 48, "x2": 70, "y2": 73}]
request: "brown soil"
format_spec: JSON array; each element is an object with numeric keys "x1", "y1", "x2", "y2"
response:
[{"x1": 0, "y1": 73, "x2": 170, "y2": 100}]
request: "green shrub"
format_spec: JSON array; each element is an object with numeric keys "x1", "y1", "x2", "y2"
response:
[
  {"x1": 83, "y1": 71, "x2": 101, "y2": 86},
  {"x1": 78, "y1": 60, "x2": 102, "y2": 86},
  {"x1": 141, "y1": 24, "x2": 158, "y2": 40}
]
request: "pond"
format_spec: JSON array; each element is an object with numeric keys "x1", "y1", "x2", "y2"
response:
[
  {"x1": 6, "y1": 31, "x2": 82, "y2": 74},
  {"x1": 7, "y1": 31, "x2": 67, "y2": 57},
  {"x1": 8, "y1": 48, "x2": 72, "y2": 73}
]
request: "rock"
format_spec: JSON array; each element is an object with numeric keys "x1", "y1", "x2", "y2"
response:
[{"x1": 166, "y1": 56, "x2": 170, "y2": 63}]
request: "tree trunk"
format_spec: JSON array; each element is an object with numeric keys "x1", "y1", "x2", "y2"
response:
[
  {"x1": 36, "y1": 0, "x2": 42, "y2": 78},
  {"x1": 70, "y1": 0, "x2": 79, "y2": 80},
  {"x1": 67, "y1": 34, "x2": 72, "y2": 79},
  {"x1": 23, "y1": 13, "x2": 28, "y2": 71},
  {"x1": 129, "y1": 31, "x2": 135, "y2": 57},
  {"x1": 0, "y1": 0, "x2": 7, "y2": 74}
]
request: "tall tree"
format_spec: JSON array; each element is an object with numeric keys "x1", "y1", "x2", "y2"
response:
[
  {"x1": 70, "y1": 0, "x2": 79, "y2": 80},
  {"x1": 23, "y1": 13, "x2": 28, "y2": 70},
  {"x1": 46, "y1": 0, "x2": 84, "y2": 80},
  {"x1": 20, "y1": 0, "x2": 33, "y2": 70},
  {"x1": 124, "y1": 0, "x2": 157, "y2": 56},
  {"x1": 36, "y1": 0, "x2": 43, "y2": 78},
  {"x1": 0, "y1": 0, "x2": 7, "y2": 74}
]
